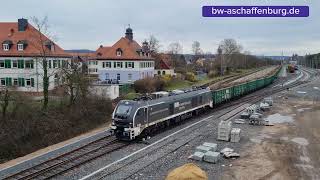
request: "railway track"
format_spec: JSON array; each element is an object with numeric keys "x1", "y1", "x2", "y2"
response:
[
  {"x1": 112, "y1": 68, "x2": 315, "y2": 180},
  {"x1": 3, "y1": 67, "x2": 314, "y2": 180},
  {"x1": 4, "y1": 136, "x2": 128, "y2": 180}
]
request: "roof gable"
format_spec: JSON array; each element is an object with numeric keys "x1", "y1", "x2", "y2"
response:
[
  {"x1": 0, "y1": 22, "x2": 69, "y2": 57},
  {"x1": 94, "y1": 37, "x2": 153, "y2": 60}
]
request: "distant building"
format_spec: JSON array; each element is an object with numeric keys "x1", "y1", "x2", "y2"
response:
[
  {"x1": 88, "y1": 27, "x2": 155, "y2": 84},
  {"x1": 0, "y1": 18, "x2": 71, "y2": 92},
  {"x1": 154, "y1": 53, "x2": 175, "y2": 76}
]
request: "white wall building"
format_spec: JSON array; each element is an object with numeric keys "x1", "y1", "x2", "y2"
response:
[
  {"x1": 0, "y1": 18, "x2": 72, "y2": 92},
  {"x1": 88, "y1": 28, "x2": 155, "y2": 84}
]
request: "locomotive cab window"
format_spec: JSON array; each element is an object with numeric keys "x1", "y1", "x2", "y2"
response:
[{"x1": 115, "y1": 105, "x2": 132, "y2": 116}]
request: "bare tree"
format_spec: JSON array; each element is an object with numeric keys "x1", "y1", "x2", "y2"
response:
[
  {"x1": 60, "y1": 59, "x2": 89, "y2": 106},
  {"x1": 167, "y1": 42, "x2": 183, "y2": 55},
  {"x1": 192, "y1": 41, "x2": 202, "y2": 56},
  {"x1": 0, "y1": 88, "x2": 10, "y2": 118},
  {"x1": 148, "y1": 35, "x2": 161, "y2": 54},
  {"x1": 167, "y1": 42, "x2": 183, "y2": 69},
  {"x1": 218, "y1": 39, "x2": 242, "y2": 71},
  {"x1": 30, "y1": 16, "x2": 60, "y2": 110}
]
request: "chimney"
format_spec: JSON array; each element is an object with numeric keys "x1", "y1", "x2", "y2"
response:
[
  {"x1": 125, "y1": 27, "x2": 133, "y2": 41},
  {"x1": 18, "y1": 18, "x2": 28, "y2": 31}
]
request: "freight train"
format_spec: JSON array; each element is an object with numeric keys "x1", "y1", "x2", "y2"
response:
[{"x1": 111, "y1": 69, "x2": 280, "y2": 140}]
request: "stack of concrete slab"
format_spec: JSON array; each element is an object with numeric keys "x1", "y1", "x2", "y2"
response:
[
  {"x1": 190, "y1": 151, "x2": 205, "y2": 161},
  {"x1": 203, "y1": 151, "x2": 220, "y2": 163},
  {"x1": 196, "y1": 145, "x2": 212, "y2": 153},
  {"x1": 260, "y1": 102, "x2": 270, "y2": 111},
  {"x1": 203, "y1": 142, "x2": 217, "y2": 151},
  {"x1": 263, "y1": 97, "x2": 273, "y2": 106},
  {"x1": 230, "y1": 128, "x2": 241, "y2": 143},
  {"x1": 246, "y1": 104, "x2": 258, "y2": 114},
  {"x1": 240, "y1": 112, "x2": 250, "y2": 119},
  {"x1": 190, "y1": 142, "x2": 219, "y2": 163},
  {"x1": 218, "y1": 120, "x2": 232, "y2": 141}
]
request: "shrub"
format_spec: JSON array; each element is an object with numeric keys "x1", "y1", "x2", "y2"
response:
[
  {"x1": 185, "y1": 72, "x2": 197, "y2": 82},
  {"x1": 0, "y1": 94, "x2": 112, "y2": 163},
  {"x1": 208, "y1": 70, "x2": 217, "y2": 78},
  {"x1": 133, "y1": 77, "x2": 166, "y2": 93}
]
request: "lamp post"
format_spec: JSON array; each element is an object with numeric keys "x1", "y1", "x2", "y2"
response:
[{"x1": 218, "y1": 47, "x2": 223, "y2": 76}]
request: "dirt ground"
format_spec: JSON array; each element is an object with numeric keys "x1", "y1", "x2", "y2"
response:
[{"x1": 222, "y1": 93, "x2": 320, "y2": 180}]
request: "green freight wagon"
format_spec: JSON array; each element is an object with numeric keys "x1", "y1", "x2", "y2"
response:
[
  {"x1": 211, "y1": 66, "x2": 281, "y2": 106},
  {"x1": 212, "y1": 87, "x2": 232, "y2": 104}
]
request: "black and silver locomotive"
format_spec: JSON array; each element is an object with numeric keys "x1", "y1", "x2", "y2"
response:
[{"x1": 111, "y1": 88, "x2": 213, "y2": 140}]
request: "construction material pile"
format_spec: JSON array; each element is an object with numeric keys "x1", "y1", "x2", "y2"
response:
[{"x1": 165, "y1": 163, "x2": 208, "y2": 180}]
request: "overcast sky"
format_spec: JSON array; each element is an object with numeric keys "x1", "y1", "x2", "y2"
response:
[{"x1": 1, "y1": 0, "x2": 319, "y2": 56}]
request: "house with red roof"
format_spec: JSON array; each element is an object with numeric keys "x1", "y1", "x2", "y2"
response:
[
  {"x1": 88, "y1": 27, "x2": 155, "y2": 84},
  {"x1": 0, "y1": 18, "x2": 72, "y2": 92},
  {"x1": 154, "y1": 53, "x2": 175, "y2": 76}
]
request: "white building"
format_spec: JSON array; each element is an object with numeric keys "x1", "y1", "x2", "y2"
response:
[
  {"x1": 87, "y1": 28, "x2": 155, "y2": 84},
  {"x1": 0, "y1": 18, "x2": 72, "y2": 92}
]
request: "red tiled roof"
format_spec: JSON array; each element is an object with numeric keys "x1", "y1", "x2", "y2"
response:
[
  {"x1": 0, "y1": 22, "x2": 70, "y2": 57},
  {"x1": 92, "y1": 37, "x2": 154, "y2": 61},
  {"x1": 155, "y1": 53, "x2": 172, "y2": 69}
]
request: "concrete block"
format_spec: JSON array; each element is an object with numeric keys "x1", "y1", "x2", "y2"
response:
[
  {"x1": 203, "y1": 151, "x2": 220, "y2": 163},
  {"x1": 240, "y1": 112, "x2": 250, "y2": 119},
  {"x1": 218, "y1": 120, "x2": 232, "y2": 141},
  {"x1": 203, "y1": 142, "x2": 217, "y2": 152},
  {"x1": 196, "y1": 145, "x2": 212, "y2": 153},
  {"x1": 263, "y1": 97, "x2": 273, "y2": 106},
  {"x1": 190, "y1": 151, "x2": 205, "y2": 161},
  {"x1": 230, "y1": 128, "x2": 241, "y2": 143}
]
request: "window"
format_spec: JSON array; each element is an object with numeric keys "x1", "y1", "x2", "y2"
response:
[
  {"x1": 158, "y1": 71, "x2": 161, "y2": 75},
  {"x1": 103, "y1": 62, "x2": 111, "y2": 68},
  {"x1": 26, "y1": 78, "x2": 31, "y2": 87},
  {"x1": 4, "y1": 60, "x2": 11, "y2": 68},
  {"x1": 126, "y1": 62, "x2": 134, "y2": 68},
  {"x1": 116, "y1": 49, "x2": 122, "y2": 56},
  {"x1": 62, "y1": 60, "x2": 68, "y2": 68},
  {"x1": 3, "y1": 44, "x2": 9, "y2": 51},
  {"x1": 18, "y1": 44, "x2": 24, "y2": 51},
  {"x1": 18, "y1": 60, "x2": 24, "y2": 69},
  {"x1": 117, "y1": 73, "x2": 120, "y2": 80},
  {"x1": 162, "y1": 71, "x2": 166, "y2": 75},
  {"x1": 12, "y1": 60, "x2": 18, "y2": 68},
  {"x1": 0, "y1": 78, "x2": 5, "y2": 86},
  {"x1": 13, "y1": 78, "x2": 18, "y2": 86},
  {"x1": 0, "y1": 60, "x2": 4, "y2": 68},
  {"x1": 18, "y1": 78, "x2": 25, "y2": 87},
  {"x1": 25, "y1": 60, "x2": 34, "y2": 69},
  {"x1": 53, "y1": 60, "x2": 58, "y2": 68},
  {"x1": 89, "y1": 68, "x2": 97, "y2": 73},
  {"x1": 128, "y1": 73, "x2": 132, "y2": 81},
  {"x1": 90, "y1": 61, "x2": 98, "y2": 65},
  {"x1": 116, "y1": 62, "x2": 122, "y2": 68},
  {"x1": 105, "y1": 73, "x2": 109, "y2": 80}
]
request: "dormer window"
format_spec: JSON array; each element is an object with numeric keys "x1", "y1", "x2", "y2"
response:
[
  {"x1": 18, "y1": 44, "x2": 24, "y2": 51},
  {"x1": 3, "y1": 44, "x2": 9, "y2": 51},
  {"x1": 116, "y1": 48, "x2": 122, "y2": 56},
  {"x1": 45, "y1": 41, "x2": 55, "y2": 52},
  {"x1": 17, "y1": 40, "x2": 28, "y2": 51},
  {"x1": 2, "y1": 40, "x2": 13, "y2": 51}
]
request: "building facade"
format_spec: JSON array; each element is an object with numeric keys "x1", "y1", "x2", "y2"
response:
[
  {"x1": 88, "y1": 28, "x2": 155, "y2": 84},
  {"x1": 0, "y1": 18, "x2": 71, "y2": 92},
  {"x1": 154, "y1": 53, "x2": 175, "y2": 76}
]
